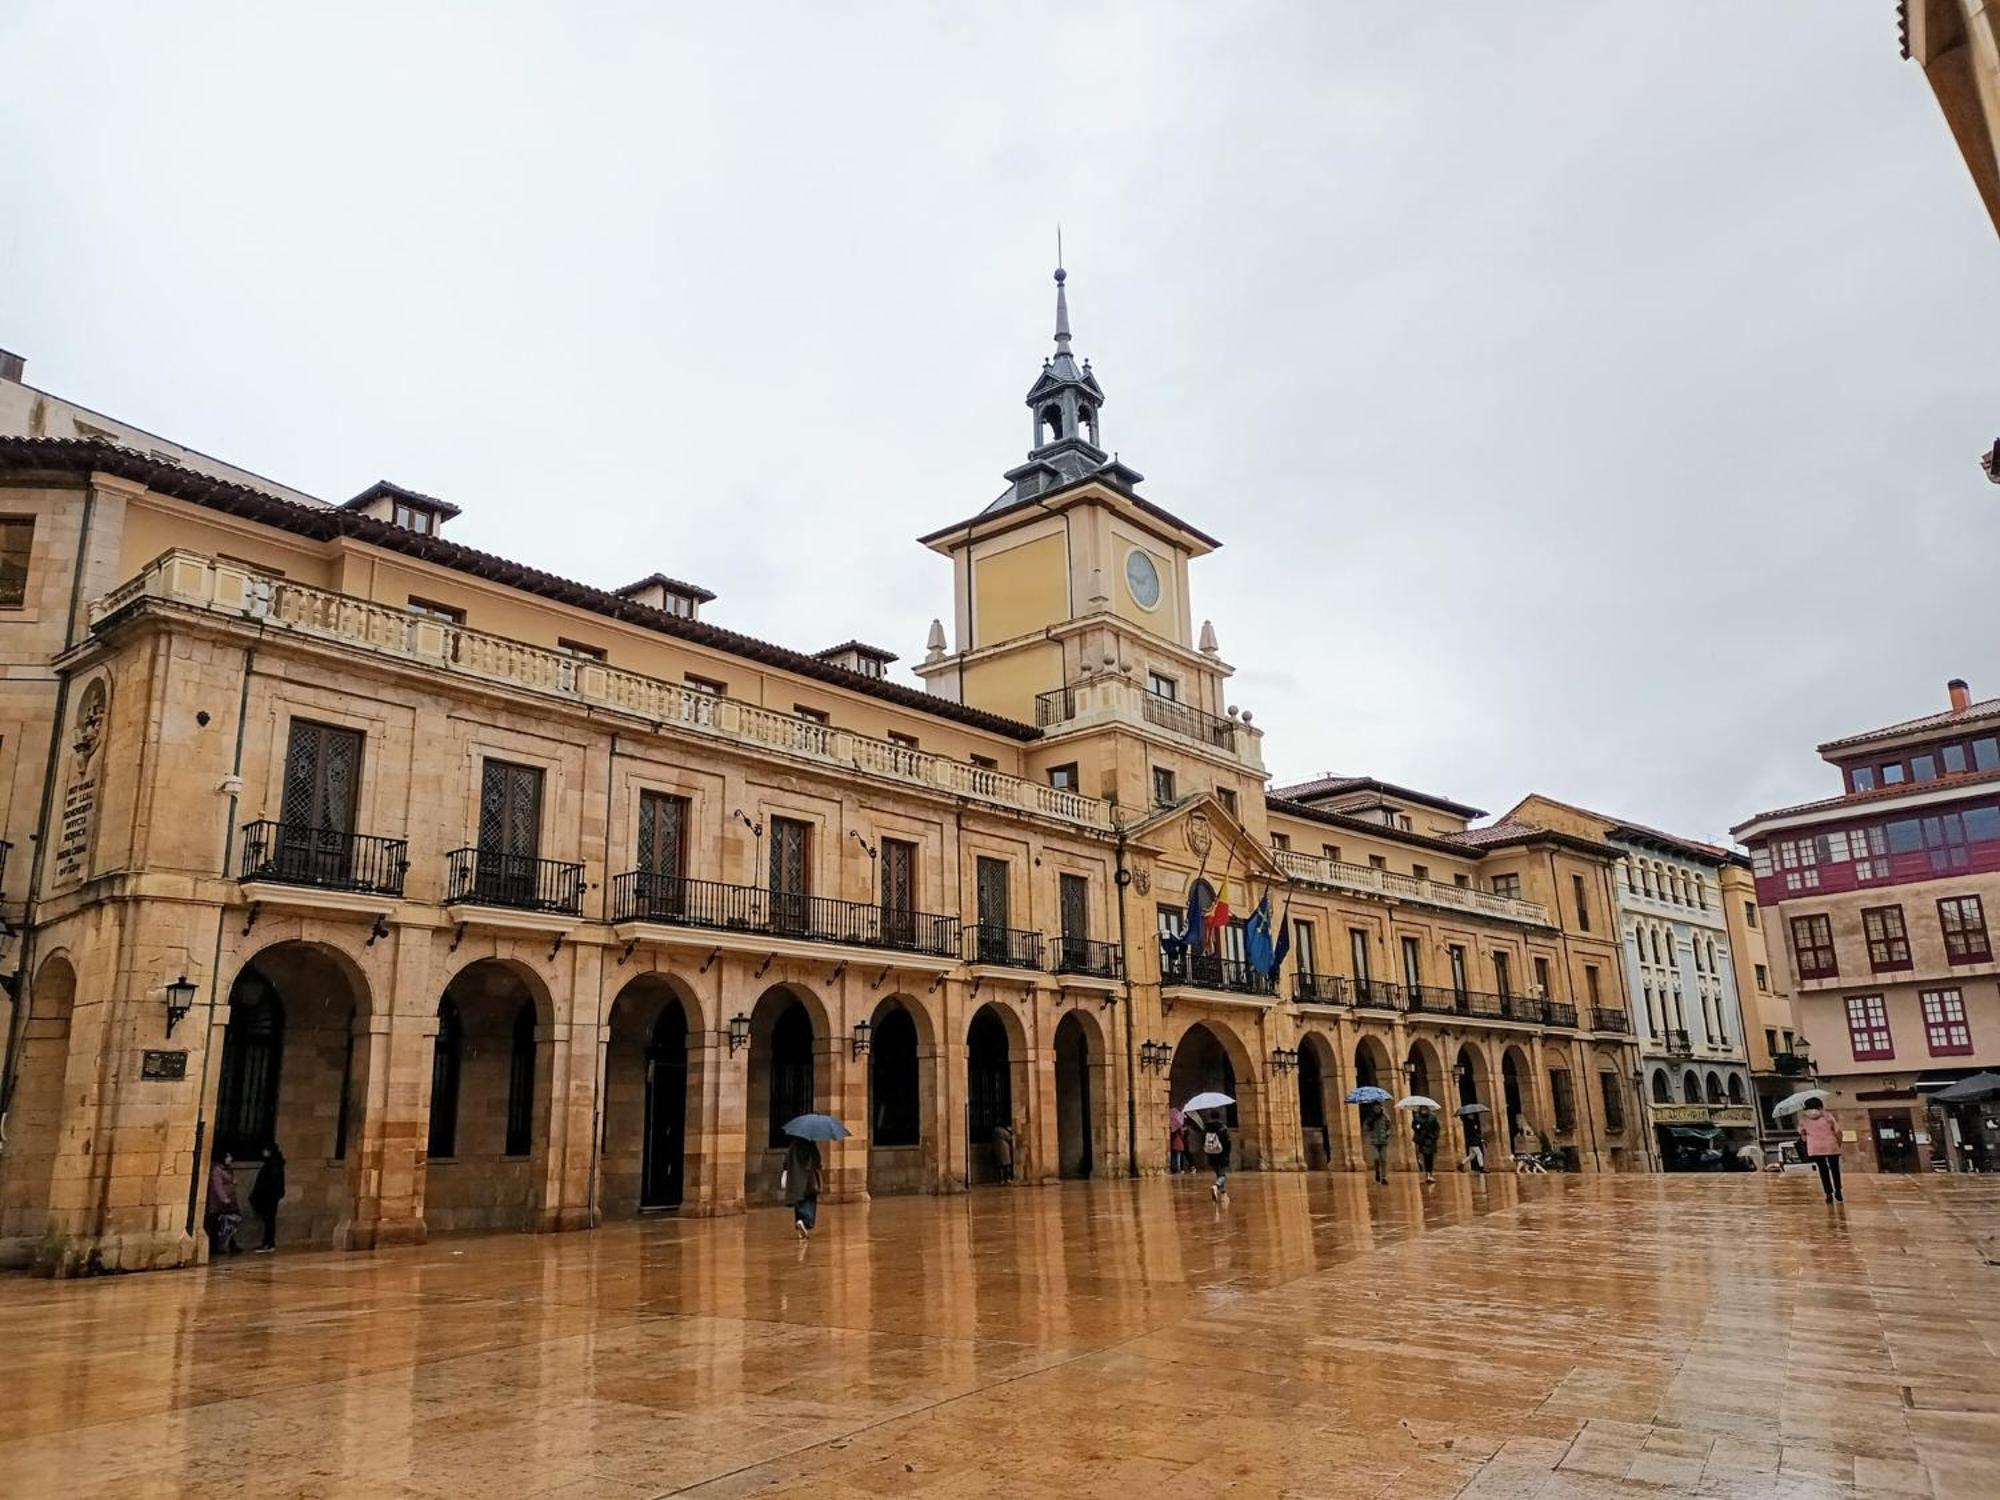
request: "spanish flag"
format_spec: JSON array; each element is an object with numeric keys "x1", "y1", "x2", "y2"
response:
[{"x1": 1204, "y1": 875, "x2": 1231, "y2": 947}]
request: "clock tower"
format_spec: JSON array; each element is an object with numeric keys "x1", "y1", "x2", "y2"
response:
[{"x1": 914, "y1": 266, "x2": 1263, "y2": 803}]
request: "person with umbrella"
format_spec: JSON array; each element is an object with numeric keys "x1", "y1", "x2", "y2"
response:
[
  {"x1": 1183, "y1": 1092, "x2": 1233, "y2": 1200},
  {"x1": 1456, "y1": 1103, "x2": 1488, "y2": 1174},
  {"x1": 1797, "y1": 1096, "x2": 1844, "y2": 1203},
  {"x1": 1401, "y1": 1097, "x2": 1441, "y2": 1184},
  {"x1": 1168, "y1": 1107, "x2": 1189, "y2": 1174},
  {"x1": 781, "y1": 1113, "x2": 847, "y2": 1240},
  {"x1": 1346, "y1": 1085, "x2": 1394, "y2": 1183}
]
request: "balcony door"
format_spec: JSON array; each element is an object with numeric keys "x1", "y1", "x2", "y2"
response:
[
  {"x1": 769, "y1": 817, "x2": 811, "y2": 933},
  {"x1": 637, "y1": 791, "x2": 688, "y2": 919},
  {"x1": 975, "y1": 857, "x2": 1010, "y2": 963},
  {"x1": 1058, "y1": 872, "x2": 1088, "y2": 968},
  {"x1": 278, "y1": 719, "x2": 362, "y2": 885},
  {"x1": 880, "y1": 838, "x2": 916, "y2": 947},
  {"x1": 478, "y1": 760, "x2": 543, "y2": 906}
]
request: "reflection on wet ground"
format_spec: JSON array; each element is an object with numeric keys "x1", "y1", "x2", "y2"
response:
[{"x1": 1, "y1": 1170, "x2": 1995, "y2": 1497}]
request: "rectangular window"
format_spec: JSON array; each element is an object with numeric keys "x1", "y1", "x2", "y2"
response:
[
  {"x1": 392, "y1": 501, "x2": 435, "y2": 534},
  {"x1": 408, "y1": 595, "x2": 465, "y2": 625},
  {"x1": 1448, "y1": 944, "x2": 1468, "y2": 999},
  {"x1": 1754, "y1": 962, "x2": 1768, "y2": 992},
  {"x1": 474, "y1": 759, "x2": 544, "y2": 905},
  {"x1": 793, "y1": 705, "x2": 830, "y2": 725},
  {"x1": 887, "y1": 731, "x2": 919, "y2": 751},
  {"x1": 1912, "y1": 754, "x2": 1938, "y2": 782},
  {"x1": 970, "y1": 753, "x2": 999, "y2": 771},
  {"x1": 768, "y1": 816, "x2": 811, "y2": 932},
  {"x1": 1454, "y1": 873, "x2": 1469, "y2": 888},
  {"x1": 1978, "y1": 738, "x2": 2000, "y2": 772},
  {"x1": 1923, "y1": 989, "x2": 1972, "y2": 1055},
  {"x1": 1862, "y1": 905, "x2": 1912, "y2": 972},
  {"x1": 1744, "y1": 899, "x2": 1758, "y2": 929},
  {"x1": 975, "y1": 855, "x2": 1010, "y2": 933},
  {"x1": 1348, "y1": 928, "x2": 1372, "y2": 985},
  {"x1": 1400, "y1": 934, "x2": 1422, "y2": 991},
  {"x1": 685, "y1": 673, "x2": 727, "y2": 696},
  {"x1": 1571, "y1": 873, "x2": 1591, "y2": 932},
  {"x1": 1322, "y1": 843, "x2": 1341, "y2": 863},
  {"x1": 1271, "y1": 832, "x2": 1290, "y2": 851},
  {"x1": 1850, "y1": 765, "x2": 1875, "y2": 792},
  {"x1": 636, "y1": 790, "x2": 688, "y2": 880},
  {"x1": 1294, "y1": 920, "x2": 1318, "y2": 980},
  {"x1": 1939, "y1": 895, "x2": 1991, "y2": 963},
  {"x1": 1585, "y1": 965, "x2": 1602, "y2": 1007},
  {"x1": 1534, "y1": 956, "x2": 1553, "y2": 997},
  {"x1": 1152, "y1": 766, "x2": 1177, "y2": 806},
  {"x1": 279, "y1": 719, "x2": 363, "y2": 841},
  {"x1": 1410, "y1": 863, "x2": 1428, "y2": 883},
  {"x1": 881, "y1": 838, "x2": 917, "y2": 942},
  {"x1": 1791, "y1": 914, "x2": 1837, "y2": 979},
  {"x1": 1845, "y1": 994, "x2": 1894, "y2": 1061},
  {"x1": 1599, "y1": 1073, "x2": 1625, "y2": 1132},
  {"x1": 1550, "y1": 1071, "x2": 1576, "y2": 1134},
  {"x1": 1368, "y1": 854, "x2": 1387, "y2": 871},
  {"x1": 1058, "y1": 871, "x2": 1088, "y2": 942},
  {"x1": 1943, "y1": 744, "x2": 1969, "y2": 774},
  {"x1": 1217, "y1": 787, "x2": 1238, "y2": 818},
  {"x1": 0, "y1": 518, "x2": 33, "y2": 607},
  {"x1": 557, "y1": 638, "x2": 606, "y2": 661},
  {"x1": 1146, "y1": 671, "x2": 1178, "y2": 701},
  {"x1": 1492, "y1": 951, "x2": 1512, "y2": 999},
  {"x1": 1881, "y1": 763, "x2": 1906, "y2": 785},
  {"x1": 1047, "y1": 762, "x2": 1079, "y2": 791},
  {"x1": 1491, "y1": 873, "x2": 1521, "y2": 899}
]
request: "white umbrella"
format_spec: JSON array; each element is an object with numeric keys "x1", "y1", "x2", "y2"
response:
[
  {"x1": 1397, "y1": 1095, "x2": 1441, "y2": 1110},
  {"x1": 1181, "y1": 1091, "x2": 1235, "y2": 1113},
  {"x1": 1771, "y1": 1090, "x2": 1827, "y2": 1119}
]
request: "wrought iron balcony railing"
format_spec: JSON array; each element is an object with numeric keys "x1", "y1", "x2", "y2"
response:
[
  {"x1": 1663, "y1": 1028, "x2": 1693, "y2": 1056},
  {"x1": 1544, "y1": 1002, "x2": 1579, "y2": 1029},
  {"x1": 1350, "y1": 978, "x2": 1404, "y2": 1011},
  {"x1": 1501, "y1": 993, "x2": 1545, "y2": 1024},
  {"x1": 1034, "y1": 686, "x2": 1076, "y2": 729},
  {"x1": 610, "y1": 871, "x2": 960, "y2": 958},
  {"x1": 445, "y1": 848, "x2": 585, "y2": 916},
  {"x1": 1592, "y1": 1007, "x2": 1632, "y2": 1034},
  {"x1": 1457, "y1": 988, "x2": 1507, "y2": 1020},
  {"x1": 1407, "y1": 984, "x2": 1460, "y2": 1016},
  {"x1": 242, "y1": 821, "x2": 409, "y2": 896},
  {"x1": 1293, "y1": 971, "x2": 1346, "y2": 1005},
  {"x1": 1140, "y1": 690, "x2": 1237, "y2": 750},
  {"x1": 1159, "y1": 942, "x2": 1275, "y2": 997},
  {"x1": 970, "y1": 924, "x2": 1045, "y2": 970},
  {"x1": 1053, "y1": 934, "x2": 1121, "y2": 979}
]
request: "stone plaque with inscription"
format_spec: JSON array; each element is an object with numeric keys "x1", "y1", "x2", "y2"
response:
[{"x1": 53, "y1": 678, "x2": 107, "y2": 886}]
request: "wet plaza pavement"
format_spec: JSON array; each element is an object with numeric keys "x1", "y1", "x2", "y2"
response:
[{"x1": 2, "y1": 1172, "x2": 1997, "y2": 1498}]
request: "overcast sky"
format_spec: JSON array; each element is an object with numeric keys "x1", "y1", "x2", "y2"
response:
[{"x1": 3, "y1": 4, "x2": 1994, "y2": 845}]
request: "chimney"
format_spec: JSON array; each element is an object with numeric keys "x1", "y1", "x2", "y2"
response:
[
  {"x1": 0, "y1": 350, "x2": 23, "y2": 383},
  {"x1": 1949, "y1": 678, "x2": 1971, "y2": 713}
]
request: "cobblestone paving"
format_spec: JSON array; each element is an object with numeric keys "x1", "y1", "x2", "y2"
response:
[{"x1": 1, "y1": 1171, "x2": 1995, "y2": 1497}]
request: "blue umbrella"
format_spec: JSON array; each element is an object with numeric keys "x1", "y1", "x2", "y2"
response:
[
  {"x1": 782, "y1": 1113, "x2": 850, "y2": 1141},
  {"x1": 1345, "y1": 1085, "x2": 1392, "y2": 1105}
]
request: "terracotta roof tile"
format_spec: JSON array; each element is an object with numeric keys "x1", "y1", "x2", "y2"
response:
[
  {"x1": 1818, "y1": 697, "x2": 2000, "y2": 753},
  {"x1": 1731, "y1": 766, "x2": 2000, "y2": 833}
]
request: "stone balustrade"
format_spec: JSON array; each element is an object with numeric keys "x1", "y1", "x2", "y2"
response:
[{"x1": 1271, "y1": 846, "x2": 1553, "y2": 926}]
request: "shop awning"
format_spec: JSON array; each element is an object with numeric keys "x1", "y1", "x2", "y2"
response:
[{"x1": 1664, "y1": 1125, "x2": 1722, "y2": 1139}]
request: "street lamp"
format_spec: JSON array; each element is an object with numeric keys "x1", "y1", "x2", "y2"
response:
[
  {"x1": 164, "y1": 974, "x2": 199, "y2": 1037},
  {"x1": 728, "y1": 1013, "x2": 751, "y2": 1054}
]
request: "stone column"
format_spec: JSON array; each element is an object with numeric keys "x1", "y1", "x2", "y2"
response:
[{"x1": 339, "y1": 923, "x2": 435, "y2": 1250}]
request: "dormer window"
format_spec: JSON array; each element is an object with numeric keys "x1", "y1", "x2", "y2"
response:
[
  {"x1": 394, "y1": 502, "x2": 435, "y2": 535},
  {"x1": 814, "y1": 640, "x2": 897, "y2": 680},
  {"x1": 614, "y1": 573, "x2": 715, "y2": 622},
  {"x1": 342, "y1": 480, "x2": 461, "y2": 536}
]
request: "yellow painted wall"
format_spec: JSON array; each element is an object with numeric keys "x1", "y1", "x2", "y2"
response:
[
  {"x1": 971, "y1": 532, "x2": 1067, "y2": 646},
  {"x1": 961, "y1": 641, "x2": 1063, "y2": 726}
]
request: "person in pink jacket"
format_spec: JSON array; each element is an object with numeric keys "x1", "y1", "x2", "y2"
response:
[{"x1": 1798, "y1": 1100, "x2": 1844, "y2": 1203}]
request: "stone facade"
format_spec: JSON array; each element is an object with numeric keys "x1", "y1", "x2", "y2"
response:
[{"x1": 0, "y1": 297, "x2": 1651, "y2": 1275}]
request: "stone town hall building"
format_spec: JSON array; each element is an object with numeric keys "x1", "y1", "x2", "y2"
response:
[{"x1": 0, "y1": 279, "x2": 1646, "y2": 1274}]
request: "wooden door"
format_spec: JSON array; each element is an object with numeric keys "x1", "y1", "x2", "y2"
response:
[
  {"x1": 880, "y1": 838, "x2": 915, "y2": 946},
  {"x1": 478, "y1": 760, "x2": 543, "y2": 904},
  {"x1": 637, "y1": 791, "x2": 687, "y2": 917},
  {"x1": 769, "y1": 817, "x2": 810, "y2": 933},
  {"x1": 277, "y1": 719, "x2": 362, "y2": 883}
]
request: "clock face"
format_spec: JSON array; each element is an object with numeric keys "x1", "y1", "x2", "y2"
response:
[{"x1": 1125, "y1": 548, "x2": 1161, "y2": 610}]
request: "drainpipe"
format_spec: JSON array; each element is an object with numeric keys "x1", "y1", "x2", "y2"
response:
[
  {"x1": 0, "y1": 479, "x2": 98, "y2": 1120},
  {"x1": 183, "y1": 643, "x2": 257, "y2": 1238},
  {"x1": 1113, "y1": 825, "x2": 1139, "y2": 1178}
]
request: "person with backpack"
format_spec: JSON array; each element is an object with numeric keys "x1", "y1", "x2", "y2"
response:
[{"x1": 1200, "y1": 1114, "x2": 1231, "y2": 1200}]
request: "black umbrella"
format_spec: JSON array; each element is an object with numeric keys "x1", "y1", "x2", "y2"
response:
[{"x1": 1934, "y1": 1071, "x2": 2000, "y2": 1104}]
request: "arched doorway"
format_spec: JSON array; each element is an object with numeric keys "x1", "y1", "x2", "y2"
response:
[
  {"x1": 967, "y1": 1004, "x2": 1017, "y2": 1185},
  {"x1": 1297, "y1": 1036, "x2": 1330, "y2": 1168},
  {"x1": 1170, "y1": 1021, "x2": 1262, "y2": 1168},
  {"x1": 745, "y1": 986, "x2": 822, "y2": 1205},
  {"x1": 1405, "y1": 1039, "x2": 1443, "y2": 1103},
  {"x1": 1454, "y1": 1044, "x2": 1484, "y2": 1109},
  {"x1": 1705, "y1": 1071, "x2": 1724, "y2": 1105},
  {"x1": 424, "y1": 958, "x2": 550, "y2": 1234},
  {"x1": 209, "y1": 942, "x2": 370, "y2": 1249},
  {"x1": 602, "y1": 975, "x2": 696, "y2": 1216},
  {"x1": 1651, "y1": 1070, "x2": 1672, "y2": 1105},
  {"x1": 1053, "y1": 1009, "x2": 1098, "y2": 1179},
  {"x1": 0, "y1": 954, "x2": 76, "y2": 1245},
  {"x1": 868, "y1": 999, "x2": 925, "y2": 1195},
  {"x1": 1501, "y1": 1047, "x2": 1528, "y2": 1138}
]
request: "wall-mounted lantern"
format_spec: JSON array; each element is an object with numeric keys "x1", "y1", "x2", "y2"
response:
[
  {"x1": 728, "y1": 1013, "x2": 751, "y2": 1054},
  {"x1": 852, "y1": 1018, "x2": 872, "y2": 1058},
  {"x1": 1270, "y1": 1046, "x2": 1299, "y2": 1074},
  {"x1": 165, "y1": 974, "x2": 199, "y2": 1037},
  {"x1": 1139, "y1": 1039, "x2": 1169, "y2": 1073}
]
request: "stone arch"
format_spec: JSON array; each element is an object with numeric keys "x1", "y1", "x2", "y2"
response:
[
  {"x1": 1651, "y1": 1068, "x2": 1673, "y2": 1104},
  {"x1": 423, "y1": 956, "x2": 557, "y2": 1235},
  {"x1": 1352, "y1": 1032, "x2": 1394, "y2": 1092},
  {"x1": 745, "y1": 983, "x2": 827, "y2": 1205},
  {"x1": 1053, "y1": 1007, "x2": 1110, "y2": 1180},
  {"x1": 1452, "y1": 1040, "x2": 1492, "y2": 1109},
  {"x1": 1296, "y1": 1029, "x2": 1339, "y2": 1169},
  {"x1": 602, "y1": 971, "x2": 703, "y2": 1217},
  {"x1": 1500, "y1": 1043, "x2": 1536, "y2": 1137},
  {"x1": 1170, "y1": 1016, "x2": 1264, "y2": 1168},
  {"x1": 967, "y1": 1001, "x2": 1027, "y2": 1185},
  {"x1": 1404, "y1": 1037, "x2": 1446, "y2": 1103},
  {"x1": 867, "y1": 994, "x2": 935, "y2": 1195},
  {"x1": 0, "y1": 952, "x2": 78, "y2": 1244},
  {"x1": 209, "y1": 939, "x2": 375, "y2": 1249},
  {"x1": 1726, "y1": 1073, "x2": 1745, "y2": 1105},
  {"x1": 1681, "y1": 1069, "x2": 1701, "y2": 1104},
  {"x1": 1705, "y1": 1070, "x2": 1724, "y2": 1105}
]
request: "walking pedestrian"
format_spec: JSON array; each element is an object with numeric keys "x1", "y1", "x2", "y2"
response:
[
  {"x1": 205, "y1": 1152, "x2": 242, "y2": 1257},
  {"x1": 992, "y1": 1122, "x2": 1016, "y2": 1184},
  {"x1": 1798, "y1": 1099, "x2": 1845, "y2": 1203},
  {"x1": 1460, "y1": 1112, "x2": 1486, "y2": 1174},
  {"x1": 781, "y1": 1135, "x2": 824, "y2": 1239},
  {"x1": 1364, "y1": 1105, "x2": 1391, "y2": 1184},
  {"x1": 1169, "y1": 1117, "x2": 1188, "y2": 1174},
  {"x1": 249, "y1": 1142, "x2": 287, "y2": 1254},
  {"x1": 1200, "y1": 1114, "x2": 1231, "y2": 1200},
  {"x1": 1410, "y1": 1106, "x2": 1440, "y2": 1184}
]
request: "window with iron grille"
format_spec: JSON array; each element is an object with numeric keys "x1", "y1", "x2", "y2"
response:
[
  {"x1": 505, "y1": 1001, "x2": 536, "y2": 1157},
  {"x1": 1598, "y1": 1073, "x2": 1625, "y2": 1132},
  {"x1": 1791, "y1": 914, "x2": 1837, "y2": 979},
  {"x1": 1549, "y1": 1070, "x2": 1576, "y2": 1133},
  {"x1": 1922, "y1": 988, "x2": 1973, "y2": 1056},
  {"x1": 881, "y1": 838, "x2": 917, "y2": 941},
  {"x1": 1844, "y1": 994, "x2": 1894, "y2": 1061},
  {"x1": 216, "y1": 970, "x2": 283, "y2": 1159},
  {"x1": 1059, "y1": 873, "x2": 1088, "y2": 943},
  {"x1": 1939, "y1": 895, "x2": 1991, "y2": 964},
  {"x1": 1862, "y1": 905, "x2": 1911, "y2": 972}
]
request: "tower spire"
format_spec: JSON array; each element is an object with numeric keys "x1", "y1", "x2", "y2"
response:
[{"x1": 1053, "y1": 246, "x2": 1071, "y2": 355}]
